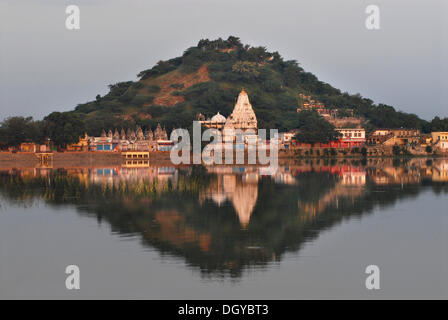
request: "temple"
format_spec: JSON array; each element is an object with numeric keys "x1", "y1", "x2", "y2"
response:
[
  {"x1": 81, "y1": 123, "x2": 170, "y2": 152},
  {"x1": 224, "y1": 88, "x2": 257, "y2": 132},
  {"x1": 198, "y1": 89, "x2": 258, "y2": 144}
]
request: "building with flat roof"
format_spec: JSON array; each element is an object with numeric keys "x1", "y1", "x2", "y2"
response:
[
  {"x1": 336, "y1": 128, "x2": 366, "y2": 147},
  {"x1": 431, "y1": 132, "x2": 448, "y2": 150},
  {"x1": 368, "y1": 129, "x2": 420, "y2": 146}
]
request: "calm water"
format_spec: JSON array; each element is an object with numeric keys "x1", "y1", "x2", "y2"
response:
[{"x1": 0, "y1": 158, "x2": 447, "y2": 299}]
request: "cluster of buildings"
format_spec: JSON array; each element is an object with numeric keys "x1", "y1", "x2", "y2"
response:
[
  {"x1": 294, "y1": 93, "x2": 448, "y2": 151},
  {"x1": 198, "y1": 89, "x2": 368, "y2": 149},
  {"x1": 66, "y1": 123, "x2": 172, "y2": 152},
  {"x1": 297, "y1": 93, "x2": 356, "y2": 122},
  {"x1": 367, "y1": 129, "x2": 448, "y2": 151},
  {"x1": 7, "y1": 89, "x2": 448, "y2": 154},
  {"x1": 297, "y1": 93, "x2": 327, "y2": 112},
  {"x1": 289, "y1": 126, "x2": 448, "y2": 151}
]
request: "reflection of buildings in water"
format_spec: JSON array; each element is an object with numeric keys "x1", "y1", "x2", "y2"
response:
[
  {"x1": 88, "y1": 166, "x2": 178, "y2": 193},
  {"x1": 299, "y1": 185, "x2": 365, "y2": 221},
  {"x1": 273, "y1": 171, "x2": 297, "y2": 185},
  {"x1": 432, "y1": 161, "x2": 448, "y2": 182},
  {"x1": 202, "y1": 168, "x2": 259, "y2": 228},
  {"x1": 91, "y1": 166, "x2": 177, "y2": 181},
  {"x1": 275, "y1": 174, "x2": 296, "y2": 185},
  {"x1": 242, "y1": 172, "x2": 259, "y2": 184},
  {"x1": 258, "y1": 166, "x2": 297, "y2": 185},
  {"x1": 259, "y1": 167, "x2": 296, "y2": 185},
  {"x1": 299, "y1": 170, "x2": 366, "y2": 221},
  {"x1": 341, "y1": 171, "x2": 366, "y2": 185},
  {"x1": 369, "y1": 166, "x2": 420, "y2": 185},
  {"x1": 368, "y1": 159, "x2": 448, "y2": 185}
]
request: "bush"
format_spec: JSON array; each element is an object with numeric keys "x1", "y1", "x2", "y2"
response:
[
  {"x1": 171, "y1": 91, "x2": 184, "y2": 96},
  {"x1": 262, "y1": 78, "x2": 282, "y2": 92},
  {"x1": 146, "y1": 96, "x2": 155, "y2": 104},
  {"x1": 147, "y1": 85, "x2": 161, "y2": 93},
  {"x1": 118, "y1": 90, "x2": 136, "y2": 103},
  {"x1": 231, "y1": 61, "x2": 260, "y2": 79},
  {"x1": 425, "y1": 145, "x2": 433, "y2": 153},
  {"x1": 170, "y1": 83, "x2": 184, "y2": 89},
  {"x1": 133, "y1": 82, "x2": 144, "y2": 89},
  {"x1": 131, "y1": 94, "x2": 148, "y2": 106}
]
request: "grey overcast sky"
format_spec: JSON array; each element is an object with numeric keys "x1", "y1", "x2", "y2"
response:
[{"x1": 0, "y1": 0, "x2": 447, "y2": 121}]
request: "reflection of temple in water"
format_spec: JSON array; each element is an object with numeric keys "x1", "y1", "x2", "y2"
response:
[
  {"x1": 200, "y1": 166, "x2": 300, "y2": 228},
  {"x1": 201, "y1": 168, "x2": 259, "y2": 228}
]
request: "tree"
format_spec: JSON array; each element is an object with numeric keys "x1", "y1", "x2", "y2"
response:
[
  {"x1": 42, "y1": 112, "x2": 85, "y2": 148},
  {"x1": 0, "y1": 116, "x2": 44, "y2": 148},
  {"x1": 283, "y1": 60, "x2": 303, "y2": 88},
  {"x1": 231, "y1": 61, "x2": 260, "y2": 79},
  {"x1": 294, "y1": 111, "x2": 341, "y2": 144},
  {"x1": 429, "y1": 116, "x2": 448, "y2": 132},
  {"x1": 226, "y1": 36, "x2": 242, "y2": 48}
]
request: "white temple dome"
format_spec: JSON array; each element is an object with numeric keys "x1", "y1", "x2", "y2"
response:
[{"x1": 211, "y1": 112, "x2": 227, "y2": 123}]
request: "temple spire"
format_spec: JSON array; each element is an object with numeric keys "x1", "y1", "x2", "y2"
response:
[{"x1": 224, "y1": 89, "x2": 257, "y2": 130}]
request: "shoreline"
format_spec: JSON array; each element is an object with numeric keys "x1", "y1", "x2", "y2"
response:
[{"x1": 0, "y1": 150, "x2": 447, "y2": 169}]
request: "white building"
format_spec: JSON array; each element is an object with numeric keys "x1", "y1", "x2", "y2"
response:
[
  {"x1": 432, "y1": 132, "x2": 448, "y2": 150},
  {"x1": 336, "y1": 128, "x2": 366, "y2": 146}
]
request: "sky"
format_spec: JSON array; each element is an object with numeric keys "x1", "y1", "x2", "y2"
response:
[{"x1": 0, "y1": 0, "x2": 447, "y2": 121}]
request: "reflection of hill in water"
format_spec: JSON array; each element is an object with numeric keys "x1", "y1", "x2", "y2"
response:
[{"x1": 0, "y1": 159, "x2": 447, "y2": 277}]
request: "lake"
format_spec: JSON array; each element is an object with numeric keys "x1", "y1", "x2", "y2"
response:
[{"x1": 0, "y1": 158, "x2": 447, "y2": 299}]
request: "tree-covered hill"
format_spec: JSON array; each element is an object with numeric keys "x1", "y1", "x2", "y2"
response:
[
  {"x1": 1, "y1": 36, "x2": 448, "y2": 147},
  {"x1": 72, "y1": 36, "x2": 438, "y2": 136}
]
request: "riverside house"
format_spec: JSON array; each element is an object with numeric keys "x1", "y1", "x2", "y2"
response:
[
  {"x1": 431, "y1": 132, "x2": 448, "y2": 150},
  {"x1": 367, "y1": 129, "x2": 421, "y2": 146}
]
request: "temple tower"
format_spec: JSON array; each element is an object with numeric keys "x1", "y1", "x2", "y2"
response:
[
  {"x1": 113, "y1": 129, "x2": 120, "y2": 140},
  {"x1": 224, "y1": 89, "x2": 257, "y2": 132},
  {"x1": 154, "y1": 123, "x2": 164, "y2": 140},
  {"x1": 136, "y1": 126, "x2": 144, "y2": 140}
]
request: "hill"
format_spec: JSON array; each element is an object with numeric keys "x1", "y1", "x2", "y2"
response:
[
  {"x1": 3, "y1": 36, "x2": 448, "y2": 148},
  {"x1": 72, "y1": 36, "x2": 433, "y2": 137}
]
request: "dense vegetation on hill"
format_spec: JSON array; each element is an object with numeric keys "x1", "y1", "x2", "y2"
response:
[{"x1": 1, "y1": 36, "x2": 447, "y2": 147}]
